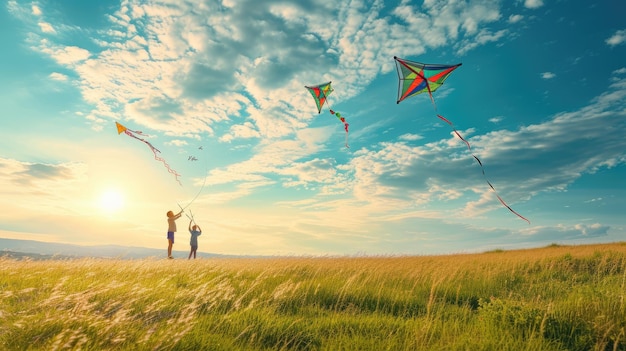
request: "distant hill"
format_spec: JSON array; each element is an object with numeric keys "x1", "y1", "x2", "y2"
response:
[
  {"x1": 0, "y1": 238, "x2": 231, "y2": 260},
  {"x1": 0, "y1": 250, "x2": 77, "y2": 261}
]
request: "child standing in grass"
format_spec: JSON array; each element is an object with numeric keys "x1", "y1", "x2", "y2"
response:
[
  {"x1": 166, "y1": 210, "x2": 183, "y2": 259},
  {"x1": 188, "y1": 220, "x2": 202, "y2": 259}
]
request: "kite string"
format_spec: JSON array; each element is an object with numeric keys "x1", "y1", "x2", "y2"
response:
[
  {"x1": 179, "y1": 173, "x2": 206, "y2": 211},
  {"x1": 178, "y1": 144, "x2": 209, "y2": 212},
  {"x1": 178, "y1": 203, "x2": 196, "y2": 225},
  {"x1": 423, "y1": 82, "x2": 529, "y2": 224}
]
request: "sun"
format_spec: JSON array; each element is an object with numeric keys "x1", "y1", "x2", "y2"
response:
[{"x1": 98, "y1": 188, "x2": 125, "y2": 213}]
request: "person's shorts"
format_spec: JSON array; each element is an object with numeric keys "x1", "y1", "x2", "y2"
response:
[
  {"x1": 167, "y1": 231, "x2": 174, "y2": 243},
  {"x1": 191, "y1": 245, "x2": 198, "y2": 250}
]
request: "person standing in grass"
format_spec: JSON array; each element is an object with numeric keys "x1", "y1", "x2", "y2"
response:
[
  {"x1": 188, "y1": 220, "x2": 202, "y2": 259},
  {"x1": 166, "y1": 210, "x2": 183, "y2": 259}
]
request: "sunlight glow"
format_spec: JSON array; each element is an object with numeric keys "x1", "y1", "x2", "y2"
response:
[{"x1": 98, "y1": 188, "x2": 125, "y2": 213}]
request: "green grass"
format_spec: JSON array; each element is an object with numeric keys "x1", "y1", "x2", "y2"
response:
[{"x1": 1, "y1": 242, "x2": 625, "y2": 350}]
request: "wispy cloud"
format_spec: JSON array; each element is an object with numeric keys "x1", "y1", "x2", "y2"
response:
[
  {"x1": 38, "y1": 22, "x2": 55, "y2": 33},
  {"x1": 399, "y1": 133, "x2": 424, "y2": 141},
  {"x1": 31, "y1": 4, "x2": 42, "y2": 16},
  {"x1": 606, "y1": 29, "x2": 626, "y2": 47},
  {"x1": 456, "y1": 29, "x2": 507, "y2": 56},
  {"x1": 38, "y1": 44, "x2": 90, "y2": 65},
  {"x1": 0, "y1": 158, "x2": 86, "y2": 187},
  {"x1": 541, "y1": 72, "x2": 556, "y2": 79},
  {"x1": 584, "y1": 197, "x2": 602, "y2": 203},
  {"x1": 0, "y1": 157, "x2": 88, "y2": 216},
  {"x1": 520, "y1": 223, "x2": 610, "y2": 241},
  {"x1": 49, "y1": 72, "x2": 68, "y2": 81}
]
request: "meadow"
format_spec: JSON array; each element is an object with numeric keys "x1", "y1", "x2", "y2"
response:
[{"x1": 1, "y1": 242, "x2": 625, "y2": 350}]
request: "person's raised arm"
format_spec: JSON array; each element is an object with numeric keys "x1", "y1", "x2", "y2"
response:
[{"x1": 189, "y1": 220, "x2": 193, "y2": 231}]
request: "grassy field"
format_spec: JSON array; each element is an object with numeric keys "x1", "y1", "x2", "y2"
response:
[{"x1": 1, "y1": 242, "x2": 625, "y2": 350}]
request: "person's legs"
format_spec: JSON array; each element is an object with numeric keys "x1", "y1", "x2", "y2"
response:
[{"x1": 167, "y1": 232, "x2": 174, "y2": 258}]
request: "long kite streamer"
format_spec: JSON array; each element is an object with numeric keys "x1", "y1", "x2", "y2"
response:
[
  {"x1": 115, "y1": 121, "x2": 182, "y2": 185},
  {"x1": 394, "y1": 56, "x2": 529, "y2": 224},
  {"x1": 305, "y1": 81, "x2": 350, "y2": 148}
]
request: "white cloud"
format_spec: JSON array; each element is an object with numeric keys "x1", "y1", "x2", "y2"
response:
[
  {"x1": 399, "y1": 133, "x2": 423, "y2": 141},
  {"x1": 38, "y1": 43, "x2": 90, "y2": 65},
  {"x1": 606, "y1": 29, "x2": 626, "y2": 47},
  {"x1": 220, "y1": 122, "x2": 260, "y2": 143},
  {"x1": 508, "y1": 14, "x2": 523, "y2": 23},
  {"x1": 456, "y1": 29, "x2": 508, "y2": 55},
  {"x1": 167, "y1": 140, "x2": 188, "y2": 147},
  {"x1": 524, "y1": 0, "x2": 544, "y2": 9},
  {"x1": 584, "y1": 197, "x2": 602, "y2": 203},
  {"x1": 278, "y1": 158, "x2": 343, "y2": 189},
  {"x1": 519, "y1": 223, "x2": 609, "y2": 241},
  {"x1": 49, "y1": 72, "x2": 68, "y2": 81},
  {"x1": 541, "y1": 72, "x2": 556, "y2": 79},
  {"x1": 0, "y1": 158, "x2": 86, "y2": 186},
  {"x1": 31, "y1": 4, "x2": 42, "y2": 16},
  {"x1": 38, "y1": 22, "x2": 55, "y2": 33},
  {"x1": 0, "y1": 157, "x2": 88, "y2": 215},
  {"x1": 392, "y1": 0, "x2": 502, "y2": 60}
]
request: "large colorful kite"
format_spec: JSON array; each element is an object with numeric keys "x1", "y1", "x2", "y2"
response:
[
  {"x1": 115, "y1": 122, "x2": 182, "y2": 185},
  {"x1": 305, "y1": 81, "x2": 350, "y2": 148},
  {"x1": 394, "y1": 56, "x2": 529, "y2": 224}
]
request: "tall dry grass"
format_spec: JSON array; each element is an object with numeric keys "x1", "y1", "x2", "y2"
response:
[{"x1": 1, "y1": 242, "x2": 624, "y2": 350}]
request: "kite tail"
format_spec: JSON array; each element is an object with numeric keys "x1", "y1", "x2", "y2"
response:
[
  {"x1": 124, "y1": 130, "x2": 182, "y2": 186},
  {"x1": 437, "y1": 114, "x2": 530, "y2": 224},
  {"x1": 330, "y1": 109, "x2": 350, "y2": 149},
  {"x1": 437, "y1": 114, "x2": 471, "y2": 151},
  {"x1": 153, "y1": 153, "x2": 183, "y2": 186}
]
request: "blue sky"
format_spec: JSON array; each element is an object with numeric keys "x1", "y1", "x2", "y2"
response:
[{"x1": 1, "y1": 0, "x2": 625, "y2": 256}]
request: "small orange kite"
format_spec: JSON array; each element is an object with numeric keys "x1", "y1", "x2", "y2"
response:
[{"x1": 115, "y1": 122, "x2": 181, "y2": 185}]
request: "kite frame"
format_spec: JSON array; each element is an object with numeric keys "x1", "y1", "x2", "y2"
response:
[
  {"x1": 305, "y1": 81, "x2": 334, "y2": 114},
  {"x1": 394, "y1": 56, "x2": 462, "y2": 105}
]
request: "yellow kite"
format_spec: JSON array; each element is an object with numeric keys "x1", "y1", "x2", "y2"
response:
[{"x1": 115, "y1": 122, "x2": 181, "y2": 185}]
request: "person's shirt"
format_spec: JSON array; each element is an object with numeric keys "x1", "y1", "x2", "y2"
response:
[
  {"x1": 189, "y1": 230, "x2": 201, "y2": 246},
  {"x1": 168, "y1": 216, "x2": 178, "y2": 232}
]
